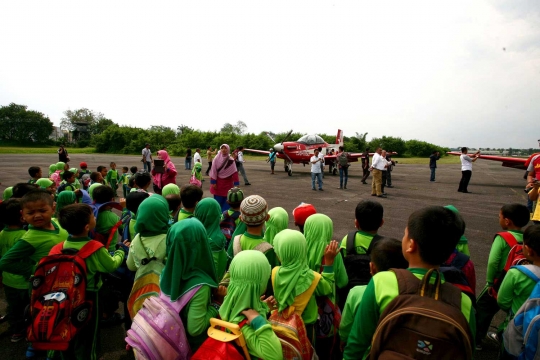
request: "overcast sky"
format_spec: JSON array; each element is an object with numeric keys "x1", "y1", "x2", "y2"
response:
[{"x1": 1, "y1": 1, "x2": 538, "y2": 148}]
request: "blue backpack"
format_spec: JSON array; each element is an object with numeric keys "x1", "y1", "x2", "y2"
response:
[{"x1": 503, "y1": 265, "x2": 540, "y2": 359}]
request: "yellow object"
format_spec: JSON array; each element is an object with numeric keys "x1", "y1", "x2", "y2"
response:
[
  {"x1": 207, "y1": 318, "x2": 251, "y2": 360},
  {"x1": 271, "y1": 267, "x2": 321, "y2": 317}
]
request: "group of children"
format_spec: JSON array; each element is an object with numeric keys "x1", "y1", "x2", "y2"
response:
[{"x1": 1, "y1": 160, "x2": 540, "y2": 360}]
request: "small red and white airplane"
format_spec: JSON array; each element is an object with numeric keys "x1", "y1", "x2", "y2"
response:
[{"x1": 245, "y1": 129, "x2": 371, "y2": 176}]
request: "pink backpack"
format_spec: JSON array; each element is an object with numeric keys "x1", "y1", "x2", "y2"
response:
[
  {"x1": 50, "y1": 171, "x2": 61, "y2": 187},
  {"x1": 126, "y1": 286, "x2": 201, "y2": 360},
  {"x1": 189, "y1": 174, "x2": 202, "y2": 188}
]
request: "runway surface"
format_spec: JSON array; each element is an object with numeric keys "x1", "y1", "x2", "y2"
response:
[{"x1": 0, "y1": 153, "x2": 529, "y2": 359}]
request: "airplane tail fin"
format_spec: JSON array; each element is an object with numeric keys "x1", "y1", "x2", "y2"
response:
[{"x1": 335, "y1": 129, "x2": 344, "y2": 145}]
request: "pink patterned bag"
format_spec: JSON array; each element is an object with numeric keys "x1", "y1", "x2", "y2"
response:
[
  {"x1": 125, "y1": 286, "x2": 201, "y2": 360},
  {"x1": 189, "y1": 174, "x2": 202, "y2": 188}
]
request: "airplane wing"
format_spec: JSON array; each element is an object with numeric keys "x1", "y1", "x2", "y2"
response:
[
  {"x1": 244, "y1": 148, "x2": 271, "y2": 156},
  {"x1": 447, "y1": 151, "x2": 535, "y2": 170}
]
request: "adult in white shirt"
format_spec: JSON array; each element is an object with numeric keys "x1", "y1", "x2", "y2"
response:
[
  {"x1": 380, "y1": 150, "x2": 389, "y2": 195},
  {"x1": 235, "y1": 146, "x2": 251, "y2": 185},
  {"x1": 458, "y1": 147, "x2": 479, "y2": 193},
  {"x1": 194, "y1": 148, "x2": 202, "y2": 164},
  {"x1": 310, "y1": 149, "x2": 324, "y2": 191},
  {"x1": 141, "y1": 143, "x2": 153, "y2": 172},
  {"x1": 370, "y1": 147, "x2": 386, "y2": 198}
]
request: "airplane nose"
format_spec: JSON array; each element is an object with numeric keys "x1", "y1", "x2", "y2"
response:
[{"x1": 274, "y1": 144, "x2": 284, "y2": 152}]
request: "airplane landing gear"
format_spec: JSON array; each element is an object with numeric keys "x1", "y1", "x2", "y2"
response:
[{"x1": 285, "y1": 162, "x2": 293, "y2": 176}]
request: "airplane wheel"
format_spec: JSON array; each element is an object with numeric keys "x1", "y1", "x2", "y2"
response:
[{"x1": 288, "y1": 169, "x2": 292, "y2": 176}]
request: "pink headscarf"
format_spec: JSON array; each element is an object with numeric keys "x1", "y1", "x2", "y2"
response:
[
  {"x1": 154, "y1": 150, "x2": 177, "y2": 188},
  {"x1": 209, "y1": 144, "x2": 237, "y2": 180}
]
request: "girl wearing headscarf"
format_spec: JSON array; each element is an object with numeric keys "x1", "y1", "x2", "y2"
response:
[
  {"x1": 263, "y1": 207, "x2": 289, "y2": 246},
  {"x1": 151, "y1": 150, "x2": 177, "y2": 194},
  {"x1": 160, "y1": 218, "x2": 224, "y2": 351},
  {"x1": 125, "y1": 191, "x2": 150, "y2": 242},
  {"x1": 36, "y1": 178, "x2": 57, "y2": 196},
  {"x1": 2, "y1": 187, "x2": 13, "y2": 201},
  {"x1": 50, "y1": 162, "x2": 68, "y2": 187},
  {"x1": 161, "y1": 183, "x2": 180, "y2": 197},
  {"x1": 194, "y1": 198, "x2": 228, "y2": 279},
  {"x1": 191, "y1": 162, "x2": 203, "y2": 186},
  {"x1": 272, "y1": 229, "x2": 339, "y2": 342},
  {"x1": 219, "y1": 251, "x2": 283, "y2": 360},
  {"x1": 54, "y1": 191, "x2": 78, "y2": 220},
  {"x1": 69, "y1": 168, "x2": 81, "y2": 190},
  {"x1": 209, "y1": 144, "x2": 239, "y2": 212},
  {"x1": 48, "y1": 164, "x2": 56, "y2": 176},
  {"x1": 126, "y1": 195, "x2": 169, "y2": 318},
  {"x1": 88, "y1": 183, "x2": 102, "y2": 200},
  {"x1": 304, "y1": 214, "x2": 349, "y2": 291}
]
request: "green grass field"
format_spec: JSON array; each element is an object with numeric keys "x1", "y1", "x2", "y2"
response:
[{"x1": 0, "y1": 146, "x2": 96, "y2": 154}]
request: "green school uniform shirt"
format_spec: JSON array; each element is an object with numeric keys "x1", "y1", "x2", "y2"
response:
[
  {"x1": 343, "y1": 268, "x2": 476, "y2": 360},
  {"x1": 340, "y1": 230, "x2": 376, "y2": 256},
  {"x1": 486, "y1": 230, "x2": 523, "y2": 285},
  {"x1": 177, "y1": 209, "x2": 194, "y2": 222},
  {"x1": 0, "y1": 228, "x2": 30, "y2": 289},
  {"x1": 0, "y1": 220, "x2": 69, "y2": 278},
  {"x1": 96, "y1": 209, "x2": 122, "y2": 251},
  {"x1": 340, "y1": 285, "x2": 367, "y2": 344},
  {"x1": 62, "y1": 236, "x2": 125, "y2": 292},
  {"x1": 106, "y1": 169, "x2": 119, "y2": 183},
  {"x1": 122, "y1": 173, "x2": 130, "y2": 185},
  {"x1": 498, "y1": 266, "x2": 538, "y2": 315},
  {"x1": 181, "y1": 285, "x2": 219, "y2": 350},
  {"x1": 227, "y1": 232, "x2": 279, "y2": 268}
]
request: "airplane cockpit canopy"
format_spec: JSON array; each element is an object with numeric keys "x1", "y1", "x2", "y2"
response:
[{"x1": 297, "y1": 134, "x2": 325, "y2": 145}]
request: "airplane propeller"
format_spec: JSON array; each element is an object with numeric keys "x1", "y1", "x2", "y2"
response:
[{"x1": 281, "y1": 130, "x2": 293, "y2": 144}]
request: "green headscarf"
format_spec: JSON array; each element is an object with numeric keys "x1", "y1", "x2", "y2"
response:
[
  {"x1": 263, "y1": 207, "x2": 289, "y2": 246},
  {"x1": 49, "y1": 164, "x2": 56, "y2": 176},
  {"x1": 194, "y1": 198, "x2": 227, "y2": 251},
  {"x1": 444, "y1": 205, "x2": 468, "y2": 245},
  {"x1": 55, "y1": 191, "x2": 77, "y2": 217},
  {"x1": 69, "y1": 167, "x2": 78, "y2": 175},
  {"x1": 134, "y1": 195, "x2": 170, "y2": 237},
  {"x1": 160, "y1": 218, "x2": 218, "y2": 301},
  {"x1": 88, "y1": 183, "x2": 102, "y2": 200},
  {"x1": 303, "y1": 213, "x2": 334, "y2": 272},
  {"x1": 219, "y1": 250, "x2": 271, "y2": 323},
  {"x1": 56, "y1": 162, "x2": 66, "y2": 171},
  {"x1": 36, "y1": 178, "x2": 54, "y2": 189},
  {"x1": 162, "y1": 183, "x2": 180, "y2": 197},
  {"x1": 3, "y1": 187, "x2": 13, "y2": 201},
  {"x1": 273, "y1": 229, "x2": 315, "y2": 312}
]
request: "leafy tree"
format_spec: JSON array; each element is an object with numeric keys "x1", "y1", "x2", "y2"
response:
[
  {"x1": 405, "y1": 140, "x2": 448, "y2": 157},
  {"x1": 368, "y1": 136, "x2": 407, "y2": 155},
  {"x1": 220, "y1": 121, "x2": 248, "y2": 135},
  {"x1": 0, "y1": 103, "x2": 53, "y2": 143},
  {"x1": 60, "y1": 108, "x2": 107, "y2": 142}
]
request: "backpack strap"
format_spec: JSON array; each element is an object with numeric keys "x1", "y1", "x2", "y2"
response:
[
  {"x1": 233, "y1": 235, "x2": 242, "y2": 256},
  {"x1": 253, "y1": 241, "x2": 273, "y2": 254},
  {"x1": 271, "y1": 267, "x2": 321, "y2": 316},
  {"x1": 366, "y1": 234, "x2": 383, "y2": 255},
  {"x1": 346, "y1": 231, "x2": 357, "y2": 255},
  {"x1": 451, "y1": 251, "x2": 470, "y2": 269},
  {"x1": 49, "y1": 241, "x2": 66, "y2": 255},
  {"x1": 513, "y1": 265, "x2": 540, "y2": 283},
  {"x1": 496, "y1": 232, "x2": 519, "y2": 247},
  {"x1": 166, "y1": 285, "x2": 203, "y2": 314},
  {"x1": 77, "y1": 240, "x2": 105, "y2": 259}
]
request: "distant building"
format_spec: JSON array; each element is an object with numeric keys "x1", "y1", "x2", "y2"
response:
[{"x1": 49, "y1": 126, "x2": 71, "y2": 142}]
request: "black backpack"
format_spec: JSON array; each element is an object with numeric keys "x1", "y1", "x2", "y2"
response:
[
  {"x1": 338, "y1": 152, "x2": 349, "y2": 167},
  {"x1": 440, "y1": 251, "x2": 476, "y2": 308}
]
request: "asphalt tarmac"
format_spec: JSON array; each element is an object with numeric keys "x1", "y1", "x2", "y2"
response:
[{"x1": 0, "y1": 153, "x2": 530, "y2": 359}]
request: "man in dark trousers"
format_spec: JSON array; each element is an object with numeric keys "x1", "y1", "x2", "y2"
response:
[
  {"x1": 385, "y1": 151, "x2": 395, "y2": 188},
  {"x1": 429, "y1": 150, "x2": 440, "y2": 182},
  {"x1": 361, "y1": 147, "x2": 370, "y2": 184}
]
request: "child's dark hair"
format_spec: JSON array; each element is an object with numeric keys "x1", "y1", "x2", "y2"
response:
[
  {"x1": 128, "y1": 175, "x2": 137, "y2": 189},
  {"x1": 524, "y1": 225, "x2": 540, "y2": 256},
  {"x1": 126, "y1": 192, "x2": 150, "y2": 214},
  {"x1": 97, "y1": 166, "x2": 105, "y2": 172},
  {"x1": 110, "y1": 162, "x2": 116, "y2": 167},
  {"x1": 135, "y1": 172, "x2": 152, "y2": 188},
  {"x1": 166, "y1": 194, "x2": 182, "y2": 212},
  {"x1": 92, "y1": 185, "x2": 115, "y2": 204},
  {"x1": 371, "y1": 237, "x2": 408, "y2": 271},
  {"x1": 501, "y1": 203, "x2": 530, "y2": 228},
  {"x1": 21, "y1": 189, "x2": 54, "y2": 207},
  {"x1": 90, "y1": 172, "x2": 101, "y2": 182},
  {"x1": 59, "y1": 204, "x2": 93, "y2": 235},
  {"x1": 62, "y1": 170, "x2": 74, "y2": 181},
  {"x1": 28, "y1": 166, "x2": 41, "y2": 178},
  {"x1": 407, "y1": 206, "x2": 464, "y2": 266},
  {"x1": 130, "y1": 166, "x2": 138, "y2": 174},
  {"x1": 122, "y1": 166, "x2": 129, "y2": 172},
  {"x1": 0, "y1": 198, "x2": 23, "y2": 227},
  {"x1": 13, "y1": 183, "x2": 39, "y2": 198},
  {"x1": 180, "y1": 185, "x2": 203, "y2": 208},
  {"x1": 355, "y1": 200, "x2": 384, "y2": 232}
]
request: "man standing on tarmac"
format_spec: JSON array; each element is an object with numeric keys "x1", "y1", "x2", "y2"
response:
[
  {"x1": 361, "y1": 147, "x2": 370, "y2": 184},
  {"x1": 429, "y1": 150, "x2": 441, "y2": 182},
  {"x1": 206, "y1": 146, "x2": 215, "y2": 176},
  {"x1": 458, "y1": 147, "x2": 479, "y2": 193},
  {"x1": 370, "y1": 147, "x2": 386, "y2": 198},
  {"x1": 141, "y1": 143, "x2": 153, "y2": 172},
  {"x1": 311, "y1": 149, "x2": 324, "y2": 191}
]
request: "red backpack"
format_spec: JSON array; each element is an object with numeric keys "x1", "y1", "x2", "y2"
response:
[
  {"x1": 27, "y1": 240, "x2": 103, "y2": 351},
  {"x1": 191, "y1": 318, "x2": 251, "y2": 360},
  {"x1": 492, "y1": 232, "x2": 529, "y2": 295}
]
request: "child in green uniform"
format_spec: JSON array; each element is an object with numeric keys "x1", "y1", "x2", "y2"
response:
[
  {"x1": 134, "y1": 172, "x2": 152, "y2": 193},
  {"x1": 476, "y1": 203, "x2": 530, "y2": 350},
  {"x1": 36, "y1": 178, "x2": 56, "y2": 196},
  {"x1": 499, "y1": 225, "x2": 540, "y2": 358},
  {"x1": 178, "y1": 185, "x2": 203, "y2": 221},
  {"x1": 106, "y1": 162, "x2": 119, "y2": 196},
  {"x1": 340, "y1": 200, "x2": 384, "y2": 256},
  {"x1": 0, "y1": 199, "x2": 29, "y2": 342},
  {"x1": 343, "y1": 206, "x2": 475, "y2": 359},
  {"x1": 57, "y1": 203, "x2": 125, "y2": 360},
  {"x1": 219, "y1": 250, "x2": 282, "y2": 360},
  {"x1": 194, "y1": 198, "x2": 229, "y2": 280},
  {"x1": 3, "y1": 187, "x2": 13, "y2": 201},
  {"x1": 263, "y1": 207, "x2": 289, "y2": 246},
  {"x1": 69, "y1": 168, "x2": 81, "y2": 190},
  {"x1": 226, "y1": 187, "x2": 246, "y2": 241},
  {"x1": 121, "y1": 166, "x2": 130, "y2": 198},
  {"x1": 339, "y1": 237, "x2": 408, "y2": 347},
  {"x1": 48, "y1": 164, "x2": 56, "y2": 177},
  {"x1": 93, "y1": 186, "x2": 126, "y2": 252},
  {"x1": 97, "y1": 166, "x2": 108, "y2": 185},
  {"x1": 78, "y1": 162, "x2": 90, "y2": 179},
  {"x1": 57, "y1": 171, "x2": 77, "y2": 194},
  {"x1": 160, "y1": 218, "x2": 226, "y2": 351},
  {"x1": 28, "y1": 166, "x2": 41, "y2": 184},
  {"x1": 125, "y1": 191, "x2": 150, "y2": 242}
]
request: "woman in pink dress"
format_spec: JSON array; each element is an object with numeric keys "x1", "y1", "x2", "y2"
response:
[
  {"x1": 151, "y1": 150, "x2": 177, "y2": 194},
  {"x1": 209, "y1": 144, "x2": 240, "y2": 211}
]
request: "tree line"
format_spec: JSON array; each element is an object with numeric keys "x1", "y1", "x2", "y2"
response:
[{"x1": 1, "y1": 103, "x2": 450, "y2": 157}]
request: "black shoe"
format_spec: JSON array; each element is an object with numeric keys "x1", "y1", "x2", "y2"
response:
[
  {"x1": 245, "y1": 183, "x2": 251, "y2": 186},
  {"x1": 0, "y1": 314, "x2": 6, "y2": 324},
  {"x1": 344, "y1": 186, "x2": 347, "y2": 189},
  {"x1": 377, "y1": 194, "x2": 387, "y2": 198},
  {"x1": 371, "y1": 194, "x2": 377, "y2": 196},
  {"x1": 312, "y1": 188, "x2": 316, "y2": 191},
  {"x1": 362, "y1": 182, "x2": 367, "y2": 184},
  {"x1": 387, "y1": 185, "x2": 394, "y2": 188},
  {"x1": 319, "y1": 188, "x2": 324, "y2": 191}
]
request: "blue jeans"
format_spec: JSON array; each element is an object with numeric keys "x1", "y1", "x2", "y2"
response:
[
  {"x1": 214, "y1": 195, "x2": 230, "y2": 212},
  {"x1": 311, "y1": 172, "x2": 323, "y2": 190},
  {"x1": 185, "y1": 157, "x2": 192, "y2": 170},
  {"x1": 430, "y1": 167, "x2": 436, "y2": 181},
  {"x1": 144, "y1": 161, "x2": 152, "y2": 172},
  {"x1": 339, "y1": 167, "x2": 348, "y2": 188}
]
